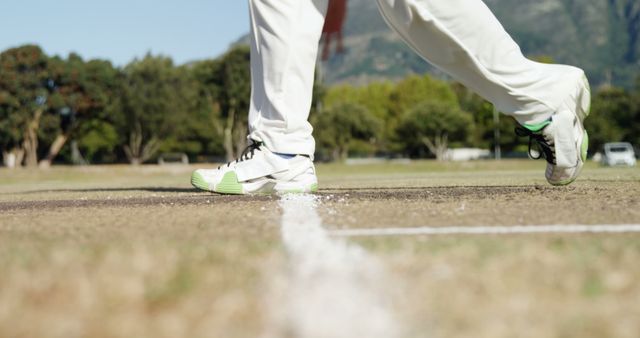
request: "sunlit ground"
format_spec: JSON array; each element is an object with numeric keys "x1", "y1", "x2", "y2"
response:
[{"x1": 1, "y1": 160, "x2": 639, "y2": 338}]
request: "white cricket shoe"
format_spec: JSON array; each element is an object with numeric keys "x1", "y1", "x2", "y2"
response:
[
  {"x1": 191, "y1": 141, "x2": 318, "y2": 195},
  {"x1": 517, "y1": 73, "x2": 591, "y2": 186}
]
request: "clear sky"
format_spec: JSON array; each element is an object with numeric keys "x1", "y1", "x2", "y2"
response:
[{"x1": 0, "y1": 0, "x2": 250, "y2": 66}]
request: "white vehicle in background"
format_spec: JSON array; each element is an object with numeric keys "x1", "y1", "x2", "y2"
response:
[
  {"x1": 445, "y1": 148, "x2": 492, "y2": 161},
  {"x1": 601, "y1": 142, "x2": 636, "y2": 167}
]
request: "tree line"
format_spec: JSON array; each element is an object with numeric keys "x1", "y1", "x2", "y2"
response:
[{"x1": 1, "y1": 44, "x2": 639, "y2": 167}]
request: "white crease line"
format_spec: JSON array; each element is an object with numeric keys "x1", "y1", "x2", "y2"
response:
[
  {"x1": 268, "y1": 194, "x2": 401, "y2": 338},
  {"x1": 329, "y1": 224, "x2": 640, "y2": 237}
]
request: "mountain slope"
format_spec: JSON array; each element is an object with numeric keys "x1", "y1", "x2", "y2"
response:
[{"x1": 235, "y1": 0, "x2": 640, "y2": 88}]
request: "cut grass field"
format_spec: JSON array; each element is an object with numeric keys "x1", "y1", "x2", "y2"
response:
[{"x1": 0, "y1": 160, "x2": 639, "y2": 338}]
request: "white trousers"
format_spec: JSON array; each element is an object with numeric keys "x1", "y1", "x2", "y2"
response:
[{"x1": 248, "y1": 0, "x2": 586, "y2": 156}]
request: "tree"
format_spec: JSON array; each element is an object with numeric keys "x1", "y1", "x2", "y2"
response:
[
  {"x1": 628, "y1": 78, "x2": 640, "y2": 148},
  {"x1": 396, "y1": 101, "x2": 473, "y2": 160},
  {"x1": 452, "y1": 83, "x2": 522, "y2": 155},
  {"x1": 189, "y1": 59, "x2": 226, "y2": 158},
  {"x1": 390, "y1": 75, "x2": 459, "y2": 115},
  {"x1": 323, "y1": 82, "x2": 395, "y2": 150},
  {"x1": 75, "y1": 119, "x2": 119, "y2": 163},
  {"x1": 0, "y1": 45, "x2": 51, "y2": 167},
  {"x1": 216, "y1": 47, "x2": 252, "y2": 161},
  {"x1": 388, "y1": 75, "x2": 461, "y2": 154},
  {"x1": 586, "y1": 86, "x2": 633, "y2": 153},
  {"x1": 38, "y1": 55, "x2": 121, "y2": 167},
  {"x1": 190, "y1": 47, "x2": 251, "y2": 161},
  {"x1": 312, "y1": 102, "x2": 381, "y2": 161},
  {"x1": 118, "y1": 55, "x2": 197, "y2": 165}
]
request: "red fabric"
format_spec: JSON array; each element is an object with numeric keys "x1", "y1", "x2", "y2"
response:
[
  {"x1": 321, "y1": 0, "x2": 347, "y2": 60},
  {"x1": 323, "y1": 0, "x2": 347, "y2": 34}
]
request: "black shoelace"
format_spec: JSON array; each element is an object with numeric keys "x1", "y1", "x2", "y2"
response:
[
  {"x1": 515, "y1": 126, "x2": 556, "y2": 165},
  {"x1": 218, "y1": 141, "x2": 263, "y2": 169}
]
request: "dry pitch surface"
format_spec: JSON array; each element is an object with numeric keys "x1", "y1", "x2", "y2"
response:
[{"x1": 0, "y1": 161, "x2": 639, "y2": 338}]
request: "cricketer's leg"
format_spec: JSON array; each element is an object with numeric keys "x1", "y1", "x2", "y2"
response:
[
  {"x1": 248, "y1": 0, "x2": 329, "y2": 157},
  {"x1": 191, "y1": 0, "x2": 326, "y2": 194},
  {"x1": 376, "y1": 0, "x2": 590, "y2": 185}
]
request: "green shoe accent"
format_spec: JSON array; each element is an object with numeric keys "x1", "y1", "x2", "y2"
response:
[
  {"x1": 524, "y1": 119, "x2": 552, "y2": 132},
  {"x1": 581, "y1": 130, "x2": 589, "y2": 162},
  {"x1": 310, "y1": 183, "x2": 318, "y2": 193},
  {"x1": 215, "y1": 171, "x2": 244, "y2": 195},
  {"x1": 191, "y1": 172, "x2": 210, "y2": 191}
]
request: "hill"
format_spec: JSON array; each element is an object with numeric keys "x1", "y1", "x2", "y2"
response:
[{"x1": 234, "y1": 0, "x2": 639, "y2": 88}]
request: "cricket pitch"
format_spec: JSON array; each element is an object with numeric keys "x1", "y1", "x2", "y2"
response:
[{"x1": 1, "y1": 160, "x2": 639, "y2": 338}]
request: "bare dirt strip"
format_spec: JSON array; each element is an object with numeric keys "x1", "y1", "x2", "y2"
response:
[{"x1": 1, "y1": 184, "x2": 633, "y2": 210}]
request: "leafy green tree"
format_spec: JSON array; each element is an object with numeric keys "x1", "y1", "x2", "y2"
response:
[
  {"x1": 320, "y1": 76, "x2": 470, "y2": 158},
  {"x1": 628, "y1": 79, "x2": 640, "y2": 149},
  {"x1": 452, "y1": 83, "x2": 522, "y2": 155},
  {"x1": 323, "y1": 82, "x2": 395, "y2": 120},
  {"x1": 388, "y1": 75, "x2": 461, "y2": 153},
  {"x1": 390, "y1": 75, "x2": 459, "y2": 115},
  {"x1": 189, "y1": 59, "x2": 227, "y2": 158},
  {"x1": 0, "y1": 45, "x2": 51, "y2": 167},
  {"x1": 396, "y1": 101, "x2": 473, "y2": 160},
  {"x1": 323, "y1": 82, "x2": 395, "y2": 150},
  {"x1": 118, "y1": 55, "x2": 197, "y2": 164},
  {"x1": 38, "y1": 55, "x2": 121, "y2": 167},
  {"x1": 216, "y1": 47, "x2": 251, "y2": 161},
  {"x1": 312, "y1": 102, "x2": 381, "y2": 161},
  {"x1": 586, "y1": 86, "x2": 633, "y2": 153},
  {"x1": 189, "y1": 47, "x2": 251, "y2": 161},
  {"x1": 452, "y1": 83, "x2": 493, "y2": 150},
  {"x1": 75, "y1": 119, "x2": 119, "y2": 163}
]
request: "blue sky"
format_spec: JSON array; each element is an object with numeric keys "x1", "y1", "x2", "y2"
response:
[{"x1": 0, "y1": 0, "x2": 250, "y2": 66}]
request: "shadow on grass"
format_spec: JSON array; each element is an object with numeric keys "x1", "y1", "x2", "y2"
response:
[{"x1": 14, "y1": 187, "x2": 198, "y2": 194}]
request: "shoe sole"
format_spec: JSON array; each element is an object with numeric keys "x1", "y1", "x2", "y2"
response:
[{"x1": 192, "y1": 171, "x2": 318, "y2": 195}]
